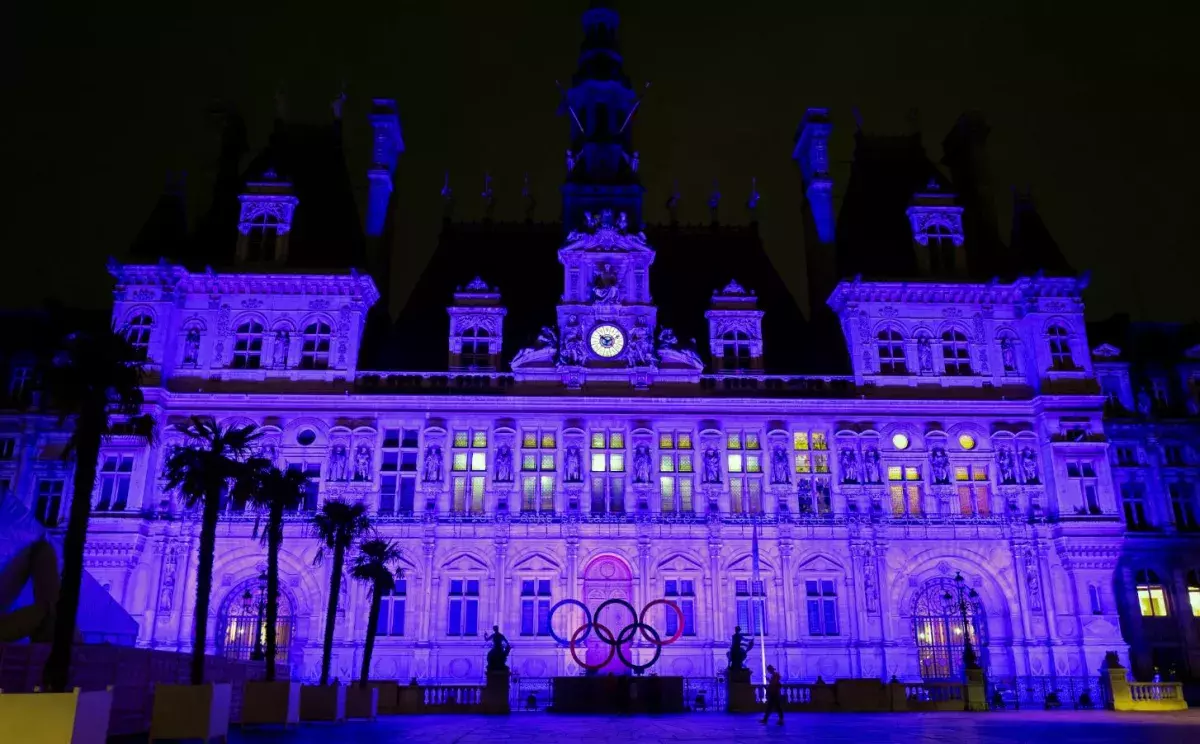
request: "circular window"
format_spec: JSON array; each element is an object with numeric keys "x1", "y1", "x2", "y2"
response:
[
  {"x1": 892, "y1": 433, "x2": 910, "y2": 450},
  {"x1": 296, "y1": 429, "x2": 317, "y2": 446},
  {"x1": 958, "y1": 434, "x2": 976, "y2": 451}
]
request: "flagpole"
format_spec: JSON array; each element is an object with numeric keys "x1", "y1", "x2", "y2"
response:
[{"x1": 751, "y1": 517, "x2": 767, "y2": 682}]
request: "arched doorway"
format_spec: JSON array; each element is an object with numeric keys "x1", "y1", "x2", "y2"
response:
[
  {"x1": 580, "y1": 555, "x2": 634, "y2": 675},
  {"x1": 217, "y1": 576, "x2": 295, "y2": 662},
  {"x1": 912, "y1": 576, "x2": 985, "y2": 680}
]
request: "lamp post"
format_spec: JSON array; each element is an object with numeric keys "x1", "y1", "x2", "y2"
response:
[
  {"x1": 942, "y1": 571, "x2": 980, "y2": 673},
  {"x1": 249, "y1": 571, "x2": 267, "y2": 662}
]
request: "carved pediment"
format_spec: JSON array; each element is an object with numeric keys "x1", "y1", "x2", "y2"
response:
[
  {"x1": 440, "y1": 553, "x2": 490, "y2": 573},
  {"x1": 1091, "y1": 343, "x2": 1122, "y2": 358},
  {"x1": 795, "y1": 554, "x2": 845, "y2": 572},
  {"x1": 656, "y1": 552, "x2": 704, "y2": 573},
  {"x1": 511, "y1": 552, "x2": 562, "y2": 573}
]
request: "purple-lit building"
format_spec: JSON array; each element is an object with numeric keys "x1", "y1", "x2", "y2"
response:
[{"x1": 4, "y1": 2, "x2": 1200, "y2": 688}]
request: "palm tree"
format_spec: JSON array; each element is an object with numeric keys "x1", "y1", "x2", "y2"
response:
[
  {"x1": 349, "y1": 539, "x2": 402, "y2": 689},
  {"x1": 40, "y1": 314, "x2": 150, "y2": 693},
  {"x1": 163, "y1": 416, "x2": 261, "y2": 685},
  {"x1": 233, "y1": 459, "x2": 307, "y2": 682},
  {"x1": 310, "y1": 499, "x2": 371, "y2": 686}
]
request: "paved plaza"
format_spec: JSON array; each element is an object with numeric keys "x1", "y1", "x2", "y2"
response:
[{"x1": 222, "y1": 711, "x2": 1200, "y2": 744}]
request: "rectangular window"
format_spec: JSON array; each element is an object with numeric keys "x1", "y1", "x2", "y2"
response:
[
  {"x1": 35, "y1": 479, "x2": 64, "y2": 527},
  {"x1": 1120, "y1": 482, "x2": 1149, "y2": 529},
  {"x1": 95, "y1": 454, "x2": 135, "y2": 512},
  {"x1": 9, "y1": 366, "x2": 34, "y2": 404},
  {"x1": 0, "y1": 437, "x2": 15, "y2": 460},
  {"x1": 521, "y1": 474, "x2": 556, "y2": 513},
  {"x1": 1138, "y1": 585, "x2": 1168, "y2": 617},
  {"x1": 375, "y1": 580, "x2": 407, "y2": 637},
  {"x1": 805, "y1": 579, "x2": 839, "y2": 636},
  {"x1": 1066, "y1": 460, "x2": 1102, "y2": 515},
  {"x1": 889, "y1": 483, "x2": 923, "y2": 516},
  {"x1": 1170, "y1": 482, "x2": 1197, "y2": 530},
  {"x1": 447, "y1": 579, "x2": 480, "y2": 636},
  {"x1": 1164, "y1": 446, "x2": 1185, "y2": 467},
  {"x1": 658, "y1": 431, "x2": 695, "y2": 513},
  {"x1": 730, "y1": 476, "x2": 763, "y2": 515},
  {"x1": 1190, "y1": 585, "x2": 1200, "y2": 618},
  {"x1": 1115, "y1": 446, "x2": 1138, "y2": 467},
  {"x1": 286, "y1": 463, "x2": 322, "y2": 511},
  {"x1": 451, "y1": 429, "x2": 487, "y2": 472},
  {"x1": 520, "y1": 429, "x2": 556, "y2": 514},
  {"x1": 665, "y1": 579, "x2": 697, "y2": 636},
  {"x1": 520, "y1": 579, "x2": 552, "y2": 636},
  {"x1": 735, "y1": 580, "x2": 767, "y2": 635},
  {"x1": 590, "y1": 431, "x2": 625, "y2": 514},
  {"x1": 954, "y1": 465, "x2": 990, "y2": 516}
]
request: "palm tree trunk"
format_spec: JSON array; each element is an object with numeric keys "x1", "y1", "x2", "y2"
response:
[
  {"x1": 264, "y1": 503, "x2": 283, "y2": 682},
  {"x1": 42, "y1": 423, "x2": 102, "y2": 692},
  {"x1": 360, "y1": 585, "x2": 383, "y2": 689},
  {"x1": 320, "y1": 545, "x2": 345, "y2": 686},
  {"x1": 191, "y1": 489, "x2": 222, "y2": 685}
]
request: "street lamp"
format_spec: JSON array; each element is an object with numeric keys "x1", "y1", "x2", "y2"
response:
[
  {"x1": 943, "y1": 571, "x2": 980, "y2": 673},
  {"x1": 249, "y1": 571, "x2": 267, "y2": 662}
]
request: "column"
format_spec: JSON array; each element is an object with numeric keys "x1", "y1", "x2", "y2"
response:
[
  {"x1": 420, "y1": 538, "x2": 436, "y2": 642},
  {"x1": 778, "y1": 538, "x2": 795, "y2": 643},
  {"x1": 565, "y1": 538, "x2": 580, "y2": 677},
  {"x1": 1008, "y1": 539, "x2": 1035, "y2": 676},
  {"x1": 708, "y1": 536, "x2": 725, "y2": 656},
  {"x1": 637, "y1": 538, "x2": 651, "y2": 609},
  {"x1": 494, "y1": 539, "x2": 509, "y2": 631}
]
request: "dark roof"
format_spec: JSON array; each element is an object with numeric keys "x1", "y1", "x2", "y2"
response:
[
  {"x1": 1009, "y1": 190, "x2": 1074, "y2": 277},
  {"x1": 384, "y1": 218, "x2": 822, "y2": 374},
  {"x1": 129, "y1": 175, "x2": 191, "y2": 261}
]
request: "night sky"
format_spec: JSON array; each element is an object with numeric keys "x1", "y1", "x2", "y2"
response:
[{"x1": 5, "y1": 1, "x2": 1197, "y2": 323}]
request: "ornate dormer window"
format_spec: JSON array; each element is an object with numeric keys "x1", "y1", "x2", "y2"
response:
[
  {"x1": 941, "y1": 328, "x2": 973, "y2": 376},
  {"x1": 1048, "y1": 324, "x2": 1076, "y2": 371},
  {"x1": 448, "y1": 278, "x2": 505, "y2": 371},
  {"x1": 906, "y1": 183, "x2": 965, "y2": 277},
  {"x1": 706, "y1": 280, "x2": 764, "y2": 373},
  {"x1": 124, "y1": 313, "x2": 154, "y2": 361},
  {"x1": 299, "y1": 321, "x2": 333, "y2": 370},
  {"x1": 876, "y1": 325, "x2": 907, "y2": 375},
  {"x1": 237, "y1": 175, "x2": 298, "y2": 265}
]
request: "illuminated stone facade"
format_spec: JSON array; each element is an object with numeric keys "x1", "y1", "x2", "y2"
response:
[{"x1": 1, "y1": 2, "x2": 1198, "y2": 686}]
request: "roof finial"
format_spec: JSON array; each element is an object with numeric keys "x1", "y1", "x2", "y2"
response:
[
  {"x1": 708, "y1": 181, "x2": 721, "y2": 224},
  {"x1": 666, "y1": 181, "x2": 681, "y2": 224},
  {"x1": 440, "y1": 171, "x2": 454, "y2": 219},
  {"x1": 331, "y1": 82, "x2": 347, "y2": 120},
  {"x1": 746, "y1": 177, "x2": 761, "y2": 213},
  {"x1": 481, "y1": 172, "x2": 495, "y2": 220}
]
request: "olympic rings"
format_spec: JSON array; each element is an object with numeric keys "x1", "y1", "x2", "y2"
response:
[
  {"x1": 638, "y1": 599, "x2": 684, "y2": 646},
  {"x1": 616, "y1": 622, "x2": 662, "y2": 672},
  {"x1": 548, "y1": 596, "x2": 683, "y2": 672}
]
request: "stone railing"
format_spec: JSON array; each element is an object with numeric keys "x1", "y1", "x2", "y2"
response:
[
  {"x1": 1099, "y1": 658, "x2": 1187, "y2": 712},
  {"x1": 732, "y1": 677, "x2": 975, "y2": 712},
  {"x1": 1129, "y1": 682, "x2": 1186, "y2": 705},
  {"x1": 371, "y1": 682, "x2": 486, "y2": 714},
  {"x1": 903, "y1": 681, "x2": 966, "y2": 711}
]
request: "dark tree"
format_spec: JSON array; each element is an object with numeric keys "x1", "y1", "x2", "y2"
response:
[{"x1": 310, "y1": 498, "x2": 371, "y2": 686}]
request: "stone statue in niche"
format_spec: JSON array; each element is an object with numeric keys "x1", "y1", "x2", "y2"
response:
[
  {"x1": 353, "y1": 444, "x2": 371, "y2": 481},
  {"x1": 494, "y1": 443, "x2": 514, "y2": 483},
  {"x1": 559, "y1": 316, "x2": 586, "y2": 367},
  {"x1": 997, "y1": 447, "x2": 1017, "y2": 485},
  {"x1": 260, "y1": 443, "x2": 278, "y2": 465},
  {"x1": 422, "y1": 445, "x2": 444, "y2": 482},
  {"x1": 628, "y1": 320, "x2": 654, "y2": 367},
  {"x1": 702, "y1": 446, "x2": 722, "y2": 484},
  {"x1": 770, "y1": 444, "x2": 790, "y2": 485},
  {"x1": 1020, "y1": 447, "x2": 1039, "y2": 484},
  {"x1": 158, "y1": 549, "x2": 177, "y2": 612},
  {"x1": 657, "y1": 328, "x2": 678, "y2": 349},
  {"x1": 862, "y1": 552, "x2": 880, "y2": 613},
  {"x1": 566, "y1": 149, "x2": 577, "y2": 173},
  {"x1": 564, "y1": 446, "x2": 583, "y2": 483},
  {"x1": 328, "y1": 444, "x2": 349, "y2": 482},
  {"x1": 1000, "y1": 338, "x2": 1017, "y2": 373},
  {"x1": 632, "y1": 444, "x2": 652, "y2": 484},
  {"x1": 863, "y1": 447, "x2": 882, "y2": 484},
  {"x1": 797, "y1": 479, "x2": 813, "y2": 512},
  {"x1": 918, "y1": 337, "x2": 934, "y2": 373},
  {"x1": 929, "y1": 447, "x2": 951, "y2": 485},
  {"x1": 1024, "y1": 548, "x2": 1044, "y2": 611},
  {"x1": 273, "y1": 330, "x2": 290, "y2": 368},
  {"x1": 590, "y1": 262, "x2": 621, "y2": 304},
  {"x1": 183, "y1": 328, "x2": 201, "y2": 366},
  {"x1": 1136, "y1": 388, "x2": 1153, "y2": 416},
  {"x1": 839, "y1": 447, "x2": 859, "y2": 484},
  {"x1": 815, "y1": 479, "x2": 832, "y2": 512}
]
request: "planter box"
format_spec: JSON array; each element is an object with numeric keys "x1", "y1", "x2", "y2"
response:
[
  {"x1": 300, "y1": 684, "x2": 346, "y2": 722},
  {"x1": 0, "y1": 686, "x2": 113, "y2": 744},
  {"x1": 149, "y1": 683, "x2": 231, "y2": 743},
  {"x1": 345, "y1": 686, "x2": 379, "y2": 720},
  {"x1": 241, "y1": 680, "x2": 301, "y2": 727}
]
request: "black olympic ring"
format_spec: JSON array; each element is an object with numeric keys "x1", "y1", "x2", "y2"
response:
[{"x1": 547, "y1": 597, "x2": 683, "y2": 672}]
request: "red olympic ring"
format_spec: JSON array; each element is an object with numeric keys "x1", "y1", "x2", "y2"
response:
[
  {"x1": 569, "y1": 621, "x2": 617, "y2": 671},
  {"x1": 638, "y1": 599, "x2": 684, "y2": 646}
]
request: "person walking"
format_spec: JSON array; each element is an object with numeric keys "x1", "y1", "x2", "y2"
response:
[{"x1": 760, "y1": 664, "x2": 784, "y2": 725}]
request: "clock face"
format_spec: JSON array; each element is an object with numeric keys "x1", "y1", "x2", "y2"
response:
[{"x1": 589, "y1": 324, "x2": 626, "y2": 358}]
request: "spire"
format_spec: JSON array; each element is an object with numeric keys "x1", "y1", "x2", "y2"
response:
[{"x1": 576, "y1": 1, "x2": 628, "y2": 86}]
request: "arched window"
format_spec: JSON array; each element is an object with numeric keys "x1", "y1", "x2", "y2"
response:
[
  {"x1": 925, "y1": 223, "x2": 957, "y2": 274},
  {"x1": 941, "y1": 329, "x2": 972, "y2": 376},
  {"x1": 721, "y1": 331, "x2": 753, "y2": 369},
  {"x1": 1136, "y1": 569, "x2": 1168, "y2": 617},
  {"x1": 877, "y1": 326, "x2": 907, "y2": 375},
  {"x1": 125, "y1": 314, "x2": 153, "y2": 360},
  {"x1": 1048, "y1": 325, "x2": 1075, "y2": 371},
  {"x1": 217, "y1": 577, "x2": 294, "y2": 662},
  {"x1": 912, "y1": 575, "x2": 983, "y2": 680},
  {"x1": 245, "y1": 213, "x2": 280, "y2": 262},
  {"x1": 1088, "y1": 584, "x2": 1103, "y2": 615},
  {"x1": 460, "y1": 326, "x2": 491, "y2": 368},
  {"x1": 300, "y1": 322, "x2": 332, "y2": 370},
  {"x1": 231, "y1": 321, "x2": 264, "y2": 369}
]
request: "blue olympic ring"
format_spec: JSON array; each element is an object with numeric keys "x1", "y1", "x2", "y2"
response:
[
  {"x1": 616, "y1": 621, "x2": 662, "y2": 672},
  {"x1": 547, "y1": 598, "x2": 593, "y2": 646}
]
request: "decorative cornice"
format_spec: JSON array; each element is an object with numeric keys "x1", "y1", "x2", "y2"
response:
[
  {"x1": 827, "y1": 275, "x2": 1090, "y2": 313},
  {"x1": 108, "y1": 263, "x2": 381, "y2": 308}
]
